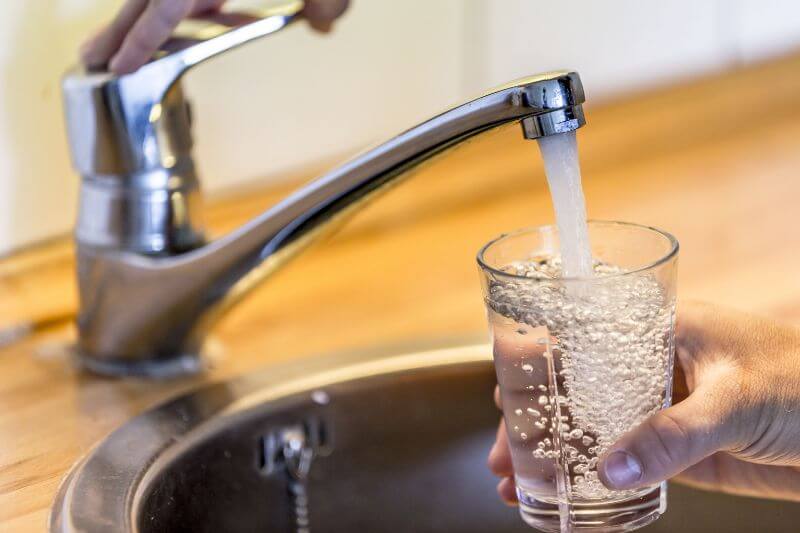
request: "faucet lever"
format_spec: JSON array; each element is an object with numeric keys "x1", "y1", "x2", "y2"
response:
[
  {"x1": 61, "y1": 0, "x2": 303, "y2": 254},
  {"x1": 154, "y1": 1, "x2": 304, "y2": 72}
]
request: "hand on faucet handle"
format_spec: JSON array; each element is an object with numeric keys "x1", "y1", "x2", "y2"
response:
[{"x1": 81, "y1": 0, "x2": 350, "y2": 75}]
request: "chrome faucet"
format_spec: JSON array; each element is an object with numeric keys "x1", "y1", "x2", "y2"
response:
[{"x1": 61, "y1": 0, "x2": 586, "y2": 377}]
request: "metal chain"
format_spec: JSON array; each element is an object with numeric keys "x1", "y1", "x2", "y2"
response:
[{"x1": 282, "y1": 428, "x2": 315, "y2": 533}]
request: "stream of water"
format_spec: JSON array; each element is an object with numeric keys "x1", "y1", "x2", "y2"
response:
[{"x1": 536, "y1": 130, "x2": 594, "y2": 279}]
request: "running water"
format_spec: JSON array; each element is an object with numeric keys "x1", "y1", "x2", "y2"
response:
[
  {"x1": 489, "y1": 260, "x2": 671, "y2": 498},
  {"x1": 536, "y1": 131, "x2": 593, "y2": 279},
  {"x1": 485, "y1": 131, "x2": 674, "y2": 531}
]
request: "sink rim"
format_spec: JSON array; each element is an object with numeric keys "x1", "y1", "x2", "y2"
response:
[{"x1": 49, "y1": 341, "x2": 493, "y2": 532}]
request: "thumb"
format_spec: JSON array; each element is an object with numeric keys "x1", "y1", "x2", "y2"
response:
[{"x1": 598, "y1": 388, "x2": 731, "y2": 490}]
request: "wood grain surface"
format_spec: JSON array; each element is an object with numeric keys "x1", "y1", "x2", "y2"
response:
[{"x1": 3, "y1": 52, "x2": 800, "y2": 531}]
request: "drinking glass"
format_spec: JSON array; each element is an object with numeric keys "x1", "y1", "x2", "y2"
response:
[{"x1": 477, "y1": 221, "x2": 678, "y2": 532}]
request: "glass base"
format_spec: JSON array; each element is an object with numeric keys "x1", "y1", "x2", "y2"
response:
[{"x1": 517, "y1": 483, "x2": 666, "y2": 532}]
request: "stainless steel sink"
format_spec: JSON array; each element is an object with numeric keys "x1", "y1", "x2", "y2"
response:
[{"x1": 50, "y1": 344, "x2": 800, "y2": 532}]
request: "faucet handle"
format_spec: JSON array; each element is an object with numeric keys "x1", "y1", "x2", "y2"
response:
[
  {"x1": 62, "y1": 0, "x2": 304, "y2": 254},
  {"x1": 62, "y1": 0, "x2": 304, "y2": 177},
  {"x1": 153, "y1": 0, "x2": 304, "y2": 71}
]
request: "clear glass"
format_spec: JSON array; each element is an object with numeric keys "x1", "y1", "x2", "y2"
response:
[{"x1": 477, "y1": 221, "x2": 678, "y2": 532}]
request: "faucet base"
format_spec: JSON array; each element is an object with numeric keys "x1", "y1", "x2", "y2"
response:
[{"x1": 76, "y1": 351, "x2": 204, "y2": 379}]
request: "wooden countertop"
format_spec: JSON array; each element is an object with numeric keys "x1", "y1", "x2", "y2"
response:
[{"x1": 4, "y1": 53, "x2": 800, "y2": 531}]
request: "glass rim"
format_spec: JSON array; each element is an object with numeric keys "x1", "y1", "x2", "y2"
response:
[{"x1": 476, "y1": 220, "x2": 679, "y2": 282}]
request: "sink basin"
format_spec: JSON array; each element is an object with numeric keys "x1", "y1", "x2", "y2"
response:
[{"x1": 51, "y1": 344, "x2": 800, "y2": 532}]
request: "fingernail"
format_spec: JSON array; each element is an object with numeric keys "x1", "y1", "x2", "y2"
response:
[
  {"x1": 109, "y1": 55, "x2": 135, "y2": 75},
  {"x1": 311, "y1": 21, "x2": 333, "y2": 33},
  {"x1": 109, "y1": 55, "x2": 123, "y2": 74},
  {"x1": 602, "y1": 451, "x2": 643, "y2": 489},
  {"x1": 497, "y1": 478, "x2": 518, "y2": 507},
  {"x1": 80, "y1": 28, "x2": 107, "y2": 65},
  {"x1": 80, "y1": 41, "x2": 99, "y2": 66}
]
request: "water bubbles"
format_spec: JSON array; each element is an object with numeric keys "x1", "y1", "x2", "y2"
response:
[
  {"x1": 491, "y1": 257, "x2": 673, "y2": 501},
  {"x1": 520, "y1": 433, "x2": 528, "y2": 440},
  {"x1": 568, "y1": 448, "x2": 578, "y2": 459}
]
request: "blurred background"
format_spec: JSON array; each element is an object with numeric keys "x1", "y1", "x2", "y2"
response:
[{"x1": 2, "y1": 0, "x2": 800, "y2": 256}]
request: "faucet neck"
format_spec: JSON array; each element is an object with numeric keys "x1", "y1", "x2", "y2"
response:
[{"x1": 67, "y1": 69, "x2": 586, "y2": 377}]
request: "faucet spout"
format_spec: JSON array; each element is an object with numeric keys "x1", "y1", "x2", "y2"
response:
[{"x1": 67, "y1": 70, "x2": 586, "y2": 377}]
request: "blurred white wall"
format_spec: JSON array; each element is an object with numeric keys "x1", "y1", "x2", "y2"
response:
[
  {"x1": 470, "y1": 0, "x2": 800, "y2": 98},
  {"x1": 185, "y1": 0, "x2": 466, "y2": 193},
  {"x1": 1, "y1": 0, "x2": 800, "y2": 255},
  {"x1": 474, "y1": 1, "x2": 731, "y2": 98},
  {"x1": 0, "y1": 1, "x2": 118, "y2": 257}
]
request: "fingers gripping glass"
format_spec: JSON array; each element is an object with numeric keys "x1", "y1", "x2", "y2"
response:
[{"x1": 477, "y1": 221, "x2": 678, "y2": 532}]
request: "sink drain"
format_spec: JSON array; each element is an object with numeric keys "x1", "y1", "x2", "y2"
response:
[{"x1": 259, "y1": 414, "x2": 332, "y2": 533}]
